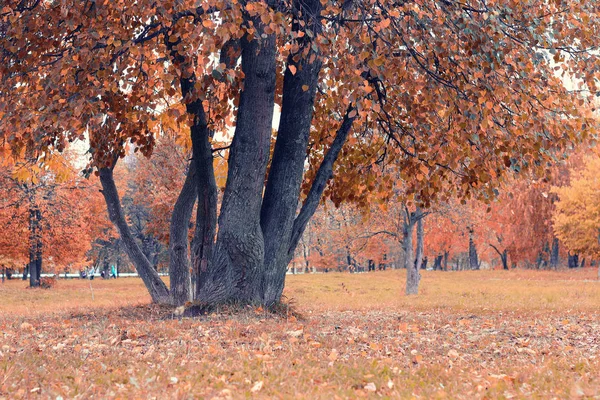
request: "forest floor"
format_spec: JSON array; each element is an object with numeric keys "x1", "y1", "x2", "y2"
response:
[{"x1": 1, "y1": 269, "x2": 599, "y2": 399}]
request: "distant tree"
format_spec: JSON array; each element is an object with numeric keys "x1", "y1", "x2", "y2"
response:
[
  {"x1": 552, "y1": 156, "x2": 600, "y2": 278},
  {"x1": 0, "y1": 152, "x2": 109, "y2": 286}
]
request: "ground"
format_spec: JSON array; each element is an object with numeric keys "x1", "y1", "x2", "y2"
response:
[{"x1": 1, "y1": 269, "x2": 599, "y2": 399}]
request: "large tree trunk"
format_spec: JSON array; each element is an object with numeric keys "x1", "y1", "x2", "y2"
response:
[
  {"x1": 196, "y1": 10, "x2": 277, "y2": 304},
  {"x1": 99, "y1": 166, "x2": 170, "y2": 303},
  {"x1": 168, "y1": 164, "x2": 196, "y2": 305},
  {"x1": 468, "y1": 227, "x2": 479, "y2": 270},
  {"x1": 260, "y1": 0, "x2": 324, "y2": 306}
]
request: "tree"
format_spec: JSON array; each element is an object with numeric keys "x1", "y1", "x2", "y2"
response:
[
  {"x1": 0, "y1": 151, "x2": 109, "y2": 286},
  {"x1": 1, "y1": 0, "x2": 598, "y2": 305},
  {"x1": 552, "y1": 156, "x2": 600, "y2": 278}
]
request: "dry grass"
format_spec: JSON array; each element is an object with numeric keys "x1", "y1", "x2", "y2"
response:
[{"x1": 1, "y1": 269, "x2": 599, "y2": 399}]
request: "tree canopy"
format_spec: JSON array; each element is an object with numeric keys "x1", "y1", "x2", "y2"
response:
[{"x1": 1, "y1": 0, "x2": 598, "y2": 305}]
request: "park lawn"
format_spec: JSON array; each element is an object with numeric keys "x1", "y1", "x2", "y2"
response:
[{"x1": 0, "y1": 269, "x2": 599, "y2": 399}]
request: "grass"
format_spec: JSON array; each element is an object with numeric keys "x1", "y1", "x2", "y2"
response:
[{"x1": 1, "y1": 269, "x2": 599, "y2": 399}]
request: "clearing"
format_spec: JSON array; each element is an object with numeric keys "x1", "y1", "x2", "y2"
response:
[{"x1": 1, "y1": 269, "x2": 599, "y2": 399}]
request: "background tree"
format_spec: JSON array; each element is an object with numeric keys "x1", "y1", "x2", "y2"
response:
[{"x1": 553, "y1": 156, "x2": 600, "y2": 278}]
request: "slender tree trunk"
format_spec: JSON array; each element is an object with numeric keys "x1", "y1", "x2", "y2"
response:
[
  {"x1": 443, "y1": 251, "x2": 449, "y2": 271},
  {"x1": 404, "y1": 208, "x2": 419, "y2": 295},
  {"x1": 35, "y1": 209, "x2": 42, "y2": 282},
  {"x1": 490, "y1": 244, "x2": 509, "y2": 270},
  {"x1": 433, "y1": 255, "x2": 442, "y2": 271},
  {"x1": 28, "y1": 205, "x2": 41, "y2": 287},
  {"x1": 99, "y1": 166, "x2": 170, "y2": 303},
  {"x1": 414, "y1": 208, "x2": 424, "y2": 272},
  {"x1": 501, "y1": 251, "x2": 508, "y2": 270},
  {"x1": 176, "y1": 65, "x2": 219, "y2": 303},
  {"x1": 468, "y1": 227, "x2": 479, "y2": 270},
  {"x1": 550, "y1": 238, "x2": 560, "y2": 269},
  {"x1": 168, "y1": 164, "x2": 196, "y2": 305},
  {"x1": 166, "y1": 21, "x2": 223, "y2": 305}
]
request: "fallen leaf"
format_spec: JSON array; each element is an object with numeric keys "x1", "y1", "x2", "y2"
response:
[
  {"x1": 251, "y1": 381, "x2": 264, "y2": 393},
  {"x1": 364, "y1": 382, "x2": 377, "y2": 392}
]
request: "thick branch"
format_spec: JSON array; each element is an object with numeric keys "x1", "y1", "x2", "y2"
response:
[{"x1": 288, "y1": 106, "x2": 357, "y2": 256}]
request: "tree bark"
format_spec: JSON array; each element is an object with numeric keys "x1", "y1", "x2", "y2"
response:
[
  {"x1": 568, "y1": 253, "x2": 579, "y2": 269},
  {"x1": 99, "y1": 166, "x2": 170, "y2": 303},
  {"x1": 414, "y1": 208, "x2": 424, "y2": 272},
  {"x1": 490, "y1": 244, "x2": 508, "y2": 270},
  {"x1": 168, "y1": 163, "x2": 196, "y2": 305},
  {"x1": 28, "y1": 204, "x2": 42, "y2": 287},
  {"x1": 468, "y1": 227, "x2": 479, "y2": 270},
  {"x1": 189, "y1": 112, "x2": 218, "y2": 300},
  {"x1": 433, "y1": 255, "x2": 442, "y2": 271},
  {"x1": 197, "y1": 9, "x2": 277, "y2": 304},
  {"x1": 166, "y1": 20, "x2": 221, "y2": 304},
  {"x1": 260, "y1": 0, "x2": 324, "y2": 306},
  {"x1": 550, "y1": 238, "x2": 559, "y2": 269},
  {"x1": 404, "y1": 207, "x2": 419, "y2": 295}
]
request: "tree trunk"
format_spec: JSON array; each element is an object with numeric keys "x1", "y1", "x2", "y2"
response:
[
  {"x1": 404, "y1": 208, "x2": 420, "y2": 295},
  {"x1": 28, "y1": 205, "x2": 41, "y2": 287},
  {"x1": 550, "y1": 237, "x2": 559, "y2": 269},
  {"x1": 168, "y1": 163, "x2": 196, "y2": 305},
  {"x1": 502, "y1": 251, "x2": 508, "y2": 270},
  {"x1": 568, "y1": 253, "x2": 579, "y2": 269},
  {"x1": 260, "y1": 0, "x2": 324, "y2": 306},
  {"x1": 490, "y1": 244, "x2": 508, "y2": 270},
  {"x1": 468, "y1": 227, "x2": 479, "y2": 270},
  {"x1": 197, "y1": 11, "x2": 277, "y2": 304},
  {"x1": 414, "y1": 208, "x2": 424, "y2": 272},
  {"x1": 99, "y1": 166, "x2": 170, "y2": 303},
  {"x1": 433, "y1": 255, "x2": 442, "y2": 271},
  {"x1": 443, "y1": 251, "x2": 449, "y2": 271}
]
